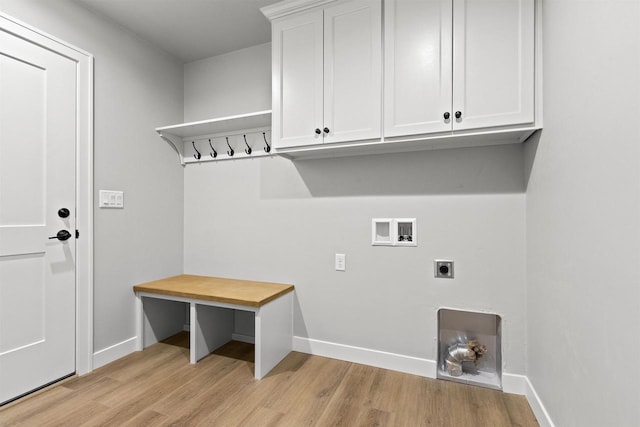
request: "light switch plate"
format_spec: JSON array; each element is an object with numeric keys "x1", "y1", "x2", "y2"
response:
[
  {"x1": 99, "y1": 190, "x2": 124, "y2": 208},
  {"x1": 335, "y1": 253, "x2": 346, "y2": 271}
]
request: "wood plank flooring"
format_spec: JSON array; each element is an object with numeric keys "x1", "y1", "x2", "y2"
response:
[{"x1": 0, "y1": 333, "x2": 539, "y2": 426}]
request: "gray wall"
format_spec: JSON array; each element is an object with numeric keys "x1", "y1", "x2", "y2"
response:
[
  {"x1": 0, "y1": 0, "x2": 185, "y2": 352},
  {"x1": 184, "y1": 43, "x2": 271, "y2": 122},
  {"x1": 525, "y1": 1, "x2": 640, "y2": 425},
  {"x1": 183, "y1": 43, "x2": 528, "y2": 373}
]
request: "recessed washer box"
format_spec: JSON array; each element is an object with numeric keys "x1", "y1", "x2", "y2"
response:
[
  {"x1": 372, "y1": 218, "x2": 417, "y2": 247},
  {"x1": 371, "y1": 218, "x2": 418, "y2": 246}
]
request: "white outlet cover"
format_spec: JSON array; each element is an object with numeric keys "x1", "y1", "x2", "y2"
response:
[{"x1": 335, "y1": 253, "x2": 346, "y2": 271}]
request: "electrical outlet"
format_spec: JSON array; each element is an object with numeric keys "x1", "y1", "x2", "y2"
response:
[
  {"x1": 434, "y1": 260, "x2": 454, "y2": 279},
  {"x1": 335, "y1": 253, "x2": 346, "y2": 271}
]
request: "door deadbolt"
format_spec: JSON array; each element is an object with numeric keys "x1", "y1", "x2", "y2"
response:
[{"x1": 58, "y1": 208, "x2": 70, "y2": 218}]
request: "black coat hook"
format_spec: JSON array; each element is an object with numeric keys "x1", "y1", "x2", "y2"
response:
[
  {"x1": 209, "y1": 139, "x2": 217, "y2": 158},
  {"x1": 226, "y1": 137, "x2": 234, "y2": 157},
  {"x1": 263, "y1": 132, "x2": 271, "y2": 153},
  {"x1": 192, "y1": 141, "x2": 201, "y2": 160},
  {"x1": 243, "y1": 135, "x2": 252, "y2": 155}
]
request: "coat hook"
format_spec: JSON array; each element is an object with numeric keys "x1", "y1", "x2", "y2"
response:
[
  {"x1": 209, "y1": 139, "x2": 217, "y2": 158},
  {"x1": 192, "y1": 141, "x2": 201, "y2": 160},
  {"x1": 243, "y1": 134, "x2": 252, "y2": 155},
  {"x1": 263, "y1": 132, "x2": 271, "y2": 153},
  {"x1": 226, "y1": 137, "x2": 234, "y2": 157}
]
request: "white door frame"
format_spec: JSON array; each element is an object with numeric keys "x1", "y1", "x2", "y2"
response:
[{"x1": 0, "y1": 12, "x2": 94, "y2": 375}]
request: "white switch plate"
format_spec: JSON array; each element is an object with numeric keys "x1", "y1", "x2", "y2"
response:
[
  {"x1": 99, "y1": 190, "x2": 124, "y2": 208},
  {"x1": 335, "y1": 253, "x2": 346, "y2": 271}
]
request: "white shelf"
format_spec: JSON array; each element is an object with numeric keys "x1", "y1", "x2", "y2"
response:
[
  {"x1": 156, "y1": 110, "x2": 272, "y2": 165},
  {"x1": 276, "y1": 126, "x2": 540, "y2": 160},
  {"x1": 157, "y1": 110, "x2": 271, "y2": 138}
]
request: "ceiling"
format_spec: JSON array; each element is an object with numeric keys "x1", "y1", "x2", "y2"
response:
[{"x1": 74, "y1": 0, "x2": 280, "y2": 63}]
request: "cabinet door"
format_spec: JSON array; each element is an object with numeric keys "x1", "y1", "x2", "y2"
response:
[
  {"x1": 452, "y1": 0, "x2": 535, "y2": 130},
  {"x1": 272, "y1": 10, "x2": 324, "y2": 148},
  {"x1": 324, "y1": 0, "x2": 382, "y2": 144},
  {"x1": 384, "y1": 0, "x2": 453, "y2": 137}
]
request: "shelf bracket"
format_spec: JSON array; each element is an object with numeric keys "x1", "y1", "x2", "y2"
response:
[{"x1": 158, "y1": 131, "x2": 185, "y2": 166}]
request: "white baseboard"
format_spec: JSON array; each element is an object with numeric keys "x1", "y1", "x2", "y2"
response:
[
  {"x1": 92, "y1": 336, "x2": 137, "y2": 370},
  {"x1": 232, "y1": 333, "x2": 255, "y2": 344},
  {"x1": 293, "y1": 336, "x2": 436, "y2": 378},
  {"x1": 524, "y1": 376, "x2": 555, "y2": 427},
  {"x1": 502, "y1": 372, "x2": 527, "y2": 395}
]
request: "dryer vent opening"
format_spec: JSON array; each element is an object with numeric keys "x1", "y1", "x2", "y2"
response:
[{"x1": 437, "y1": 309, "x2": 502, "y2": 390}]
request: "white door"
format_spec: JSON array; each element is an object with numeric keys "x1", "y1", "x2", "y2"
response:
[
  {"x1": 384, "y1": 0, "x2": 453, "y2": 137},
  {"x1": 452, "y1": 0, "x2": 535, "y2": 130},
  {"x1": 272, "y1": 9, "x2": 324, "y2": 148},
  {"x1": 0, "y1": 27, "x2": 77, "y2": 405},
  {"x1": 323, "y1": 0, "x2": 381, "y2": 144}
]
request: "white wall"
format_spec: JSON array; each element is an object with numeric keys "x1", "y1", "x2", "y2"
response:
[
  {"x1": 0, "y1": 0, "x2": 185, "y2": 353},
  {"x1": 525, "y1": 1, "x2": 640, "y2": 426},
  {"x1": 183, "y1": 45, "x2": 528, "y2": 374}
]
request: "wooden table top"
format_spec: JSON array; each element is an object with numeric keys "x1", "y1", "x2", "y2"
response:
[{"x1": 133, "y1": 274, "x2": 294, "y2": 307}]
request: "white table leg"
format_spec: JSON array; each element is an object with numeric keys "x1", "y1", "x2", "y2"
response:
[
  {"x1": 135, "y1": 293, "x2": 143, "y2": 351},
  {"x1": 254, "y1": 292, "x2": 293, "y2": 379},
  {"x1": 190, "y1": 302, "x2": 234, "y2": 364}
]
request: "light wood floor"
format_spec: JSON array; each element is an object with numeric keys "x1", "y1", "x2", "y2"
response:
[{"x1": 0, "y1": 333, "x2": 538, "y2": 426}]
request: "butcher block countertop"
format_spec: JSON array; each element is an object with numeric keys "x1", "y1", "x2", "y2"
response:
[{"x1": 133, "y1": 274, "x2": 294, "y2": 307}]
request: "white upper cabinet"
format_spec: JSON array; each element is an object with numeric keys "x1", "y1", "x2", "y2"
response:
[
  {"x1": 272, "y1": 10, "x2": 324, "y2": 148},
  {"x1": 323, "y1": 1, "x2": 382, "y2": 144},
  {"x1": 384, "y1": 0, "x2": 453, "y2": 136},
  {"x1": 452, "y1": 0, "x2": 535, "y2": 130},
  {"x1": 384, "y1": 0, "x2": 535, "y2": 137},
  {"x1": 271, "y1": 0, "x2": 382, "y2": 148}
]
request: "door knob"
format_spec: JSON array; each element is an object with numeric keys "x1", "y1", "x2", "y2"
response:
[
  {"x1": 58, "y1": 208, "x2": 70, "y2": 218},
  {"x1": 443, "y1": 112, "x2": 450, "y2": 120},
  {"x1": 455, "y1": 111, "x2": 462, "y2": 119},
  {"x1": 49, "y1": 230, "x2": 72, "y2": 241},
  {"x1": 315, "y1": 128, "x2": 321, "y2": 135}
]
